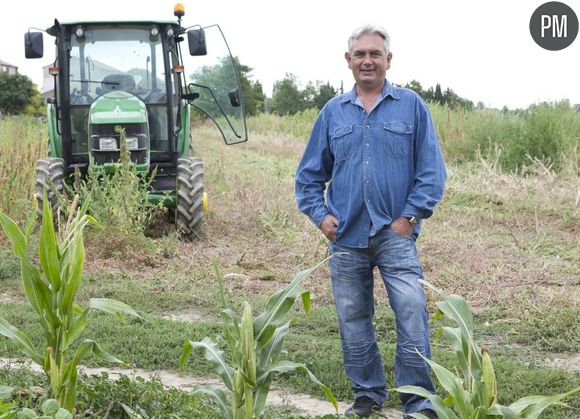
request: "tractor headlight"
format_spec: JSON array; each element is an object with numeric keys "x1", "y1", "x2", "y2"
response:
[
  {"x1": 125, "y1": 137, "x2": 139, "y2": 150},
  {"x1": 99, "y1": 137, "x2": 117, "y2": 150}
]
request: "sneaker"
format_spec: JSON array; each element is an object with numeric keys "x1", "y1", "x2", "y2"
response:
[
  {"x1": 403, "y1": 409, "x2": 438, "y2": 419},
  {"x1": 345, "y1": 396, "x2": 382, "y2": 417}
]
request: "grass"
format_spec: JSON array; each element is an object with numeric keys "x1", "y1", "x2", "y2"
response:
[{"x1": 0, "y1": 110, "x2": 578, "y2": 417}]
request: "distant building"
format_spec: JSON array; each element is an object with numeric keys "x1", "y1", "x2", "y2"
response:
[
  {"x1": 0, "y1": 60, "x2": 18, "y2": 75},
  {"x1": 41, "y1": 64, "x2": 55, "y2": 101}
]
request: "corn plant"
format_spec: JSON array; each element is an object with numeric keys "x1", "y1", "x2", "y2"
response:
[
  {"x1": 396, "y1": 281, "x2": 580, "y2": 419},
  {"x1": 179, "y1": 260, "x2": 338, "y2": 418},
  {"x1": 0, "y1": 194, "x2": 141, "y2": 412}
]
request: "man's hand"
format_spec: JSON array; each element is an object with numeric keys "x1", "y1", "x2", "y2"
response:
[
  {"x1": 320, "y1": 215, "x2": 339, "y2": 241},
  {"x1": 390, "y1": 217, "x2": 413, "y2": 236}
]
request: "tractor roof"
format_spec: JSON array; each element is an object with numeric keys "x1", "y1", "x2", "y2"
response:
[
  {"x1": 57, "y1": 19, "x2": 178, "y2": 26},
  {"x1": 47, "y1": 19, "x2": 180, "y2": 34}
]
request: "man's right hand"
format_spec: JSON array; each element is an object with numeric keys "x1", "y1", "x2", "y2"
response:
[{"x1": 320, "y1": 215, "x2": 339, "y2": 241}]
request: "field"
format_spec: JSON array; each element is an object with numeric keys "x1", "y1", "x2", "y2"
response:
[{"x1": 0, "y1": 107, "x2": 578, "y2": 418}]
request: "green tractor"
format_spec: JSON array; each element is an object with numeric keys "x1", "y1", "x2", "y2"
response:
[{"x1": 24, "y1": 4, "x2": 247, "y2": 238}]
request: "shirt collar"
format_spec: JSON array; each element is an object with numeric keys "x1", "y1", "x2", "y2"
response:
[{"x1": 339, "y1": 79, "x2": 400, "y2": 104}]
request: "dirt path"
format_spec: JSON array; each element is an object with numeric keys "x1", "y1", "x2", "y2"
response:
[{"x1": 1, "y1": 358, "x2": 403, "y2": 418}]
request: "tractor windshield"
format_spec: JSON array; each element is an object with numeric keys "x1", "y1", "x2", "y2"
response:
[
  {"x1": 67, "y1": 25, "x2": 173, "y2": 155},
  {"x1": 69, "y1": 26, "x2": 167, "y2": 105}
]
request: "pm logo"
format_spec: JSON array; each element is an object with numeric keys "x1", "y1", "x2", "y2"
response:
[{"x1": 530, "y1": 2, "x2": 578, "y2": 50}]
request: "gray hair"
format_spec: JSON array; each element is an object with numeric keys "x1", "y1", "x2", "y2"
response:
[{"x1": 348, "y1": 25, "x2": 390, "y2": 53}]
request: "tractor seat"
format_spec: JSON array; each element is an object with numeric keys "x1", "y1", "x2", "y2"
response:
[{"x1": 101, "y1": 73, "x2": 136, "y2": 92}]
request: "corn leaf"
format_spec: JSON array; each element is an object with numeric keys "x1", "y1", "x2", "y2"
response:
[
  {"x1": 192, "y1": 385, "x2": 231, "y2": 418},
  {"x1": 20, "y1": 259, "x2": 51, "y2": 319},
  {"x1": 416, "y1": 351, "x2": 471, "y2": 418},
  {"x1": 0, "y1": 317, "x2": 42, "y2": 365},
  {"x1": 39, "y1": 194, "x2": 61, "y2": 291},
  {"x1": 66, "y1": 339, "x2": 123, "y2": 380},
  {"x1": 61, "y1": 233, "x2": 85, "y2": 312},
  {"x1": 0, "y1": 211, "x2": 27, "y2": 259},
  {"x1": 240, "y1": 302, "x2": 256, "y2": 386},
  {"x1": 253, "y1": 376, "x2": 272, "y2": 415},
  {"x1": 258, "y1": 360, "x2": 338, "y2": 413},
  {"x1": 488, "y1": 404, "x2": 516, "y2": 418},
  {"x1": 86, "y1": 298, "x2": 141, "y2": 319},
  {"x1": 62, "y1": 309, "x2": 88, "y2": 350},
  {"x1": 180, "y1": 337, "x2": 234, "y2": 390},
  {"x1": 510, "y1": 386, "x2": 579, "y2": 419},
  {"x1": 258, "y1": 322, "x2": 290, "y2": 369},
  {"x1": 254, "y1": 256, "x2": 329, "y2": 347},
  {"x1": 396, "y1": 385, "x2": 458, "y2": 419}
]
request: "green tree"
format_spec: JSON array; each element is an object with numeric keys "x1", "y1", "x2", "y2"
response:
[
  {"x1": 25, "y1": 86, "x2": 46, "y2": 117},
  {"x1": 312, "y1": 81, "x2": 338, "y2": 110},
  {"x1": 0, "y1": 72, "x2": 36, "y2": 115},
  {"x1": 404, "y1": 79, "x2": 425, "y2": 97},
  {"x1": 235, "y1": 58, "x2": 265, "y2": 116},
  {"x1": 271, "y1": 73, "x2": 305, "y2": 115}
]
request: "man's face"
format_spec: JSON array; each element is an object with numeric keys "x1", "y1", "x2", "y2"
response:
[{"x1": 345, "y1": 33, "x2": 392, "y2": 91}]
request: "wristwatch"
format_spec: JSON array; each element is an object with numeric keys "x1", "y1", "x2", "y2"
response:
[{"x1": 405, "y1": 216, "x2": 420, "y2": 227}]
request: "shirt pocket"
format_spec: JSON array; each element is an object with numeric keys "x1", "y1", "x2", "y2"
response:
[
  {"x1": 330, "y1": 125, "x2": 355, "y2": 161},
  {"x1": 383, "y1": 121, "x2": 413, "y2": 158}
]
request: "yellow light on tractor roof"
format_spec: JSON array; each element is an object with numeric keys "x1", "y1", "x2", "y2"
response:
[{"x1": 174, "y1": 3, "x2": 185, "y2": 18}]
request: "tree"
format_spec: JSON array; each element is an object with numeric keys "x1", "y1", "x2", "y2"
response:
[
  {"x1": 0, "y1": 72, "x2": 37, "y2": 115},
  {"x1": 312, "y1": 82, "x2": 338, "y2": 110},
  {"x1": 25, "y1": 86, "x2": 46, "y2": 117},
  {"x1": 188, "y1": 56, "x2": 264, "y2": 117},
  {"x1": 271, "y1": 73, "x2": 304, "y2": 115},
  {"x1": 234, "y1": 57, "x2": 265, "y2": 116}
]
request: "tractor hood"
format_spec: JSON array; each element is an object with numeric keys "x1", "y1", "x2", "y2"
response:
[{"x1": 89, "y1": 91, "x2": 147, "y2": 124}]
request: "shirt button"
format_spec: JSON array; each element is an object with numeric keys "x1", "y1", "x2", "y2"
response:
[
  {"x1": 366, "y1": 125, "x2": 370, "y2": 128},
  {"x1": 364, "y1": 161, "x2": 368, "y2": 165},
  {"x1": 365, "y1": 143, "x2": 369, "y2": 147}
]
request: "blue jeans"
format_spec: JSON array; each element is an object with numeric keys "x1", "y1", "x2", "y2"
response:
[{"x1": 329, "y1": 227, "x2": 435, "y2": 413}]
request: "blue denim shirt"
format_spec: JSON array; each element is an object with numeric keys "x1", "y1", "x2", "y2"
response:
[{"x1": 295, "y1": 81, "x2": 446, "y2": 248}]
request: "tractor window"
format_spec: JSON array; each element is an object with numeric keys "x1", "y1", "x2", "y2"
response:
[
  {"x1": 69, "y1": 27, "x2": 167, "y2": 104},
  {"x1": 70, "y1": 107, "x2": 90, "y2": 154},
  {"x1": 148, "y1": 105, "x2": 169, "y2": 152}
]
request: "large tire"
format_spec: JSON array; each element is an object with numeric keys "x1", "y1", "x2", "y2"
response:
[
  {"x1": 176, "y1": 157, "x2": 204, "y2": 239},
  {"x1": 35, "y1": 157, "x2": 65, "y2": 216}
]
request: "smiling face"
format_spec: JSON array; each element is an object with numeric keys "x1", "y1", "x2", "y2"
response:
[{"x1": 345, "y1": 33, "x2": 392, "y2": 93}]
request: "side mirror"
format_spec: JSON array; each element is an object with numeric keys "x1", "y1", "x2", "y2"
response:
[
  {"x1": 228, "y1": 89, "x2": 241, "y2": 107},
  {"x1": 187, "y1": 29, "x2": 207, "y2": 56},
  {"x1": 24, "y1": 32, "x2": 44, "y2": 59}
]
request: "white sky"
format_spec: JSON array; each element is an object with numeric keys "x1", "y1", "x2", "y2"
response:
[{"x1": 2, "y1": 0, "x2": 579, "y2": 109}]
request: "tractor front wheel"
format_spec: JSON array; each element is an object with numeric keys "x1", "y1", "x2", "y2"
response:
[
  {"x1": 35, "y1": 157, "x2": 65, "y2": 216},
  {"x1": 176, "y1": 157, "x2": 204, "y2": 239}
]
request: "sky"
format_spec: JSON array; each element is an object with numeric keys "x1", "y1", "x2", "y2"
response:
[{"x1": 2, "y1": 0, "x2": 579, "y2": 109}]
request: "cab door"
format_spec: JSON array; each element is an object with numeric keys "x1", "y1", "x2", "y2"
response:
[{"x1": 183, "y1": 25, "x2": 248, "y2": 145}]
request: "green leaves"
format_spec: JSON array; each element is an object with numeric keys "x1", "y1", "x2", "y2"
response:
[
  {"x1": 0, "y1": 317, "x2": 42, "y2": 365},
  {"x1": 397, "y1": 281, "x2": 579, "y2": 419},
  {"x1": 0, "y1": 195, "x2": 139, "y2": 412},
  {"x1": 181, "y1": 258, "x2": 337, "y2": 418},
  {"x1": 180, "y1": 337, "x2": 235, "y2": 390}
]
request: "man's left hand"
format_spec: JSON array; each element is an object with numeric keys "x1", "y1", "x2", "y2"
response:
[{"x1": 390, "y1": 217, "x2": 413, "y2": 236}]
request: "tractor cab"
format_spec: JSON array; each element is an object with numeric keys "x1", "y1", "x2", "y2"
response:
[{"x1": 25, "y1": 4, "x2": 248, "y2": 237}]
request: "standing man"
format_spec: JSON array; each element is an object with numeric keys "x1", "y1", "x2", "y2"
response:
[{"x1": 295, "y1": 25, "x2": 446, "y2": 418}]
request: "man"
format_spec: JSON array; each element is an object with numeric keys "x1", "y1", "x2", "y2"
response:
[{"x1": 295, "y1": 25, "x2": 446, "y2": 418}]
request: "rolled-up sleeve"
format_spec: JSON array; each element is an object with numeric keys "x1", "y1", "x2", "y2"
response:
[
  {"x1": 295, "y1": 109, "x2": 334, "y2": 227},
  {"x1": 401, "y1": 98, "x2": 447, "y2": 220}
]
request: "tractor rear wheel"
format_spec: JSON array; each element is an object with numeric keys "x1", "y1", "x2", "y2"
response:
[
  {"x1": 176, "y1": 157, "x2": 204, "y2": 239},
  {"x1": 35, "y1": 157, "x2": 65, "y2": 216}
]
